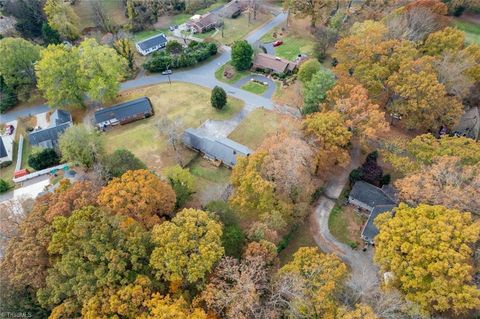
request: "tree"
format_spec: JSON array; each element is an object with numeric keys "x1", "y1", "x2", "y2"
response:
[
  {"x1": 150, "y1": 208, "x2": 224, "y2": 284},
  {"x1": 423, "y1": 27, "x2": 464, "y2": 56},
  {"x1": 387, "y1": 56, "x2": 463, "y2": 131},
  {"x1": 101, "y1": 149, "x2": 146, "y2": 179},
  {"x1": 0, "y1": 37, "x2": 40, "y2": 101},
  {"x1": 41, "y1": 22, "x2": 61, "y2": 45},
  {"x1": 59, "y1": 125, "x2": 105, "y2": 168},
  {"x1": 166, "y1": 40, "x2": 183, "y2": 55},
  {"x1": 0, "y1": 75, "x2": 17, "y2": 113},
  {"x1": 221, "y1": 224, "x2": 245, "y2": 259},
  {"x1": 355, "y1": 151, "x2": 384, "y2": 186},
  {"x1": 211, "y1": 85, "x2": 227, "y2": 110},
  {"x1": 98, "y1": 169, "x2": 176, "y2": 228},
  {"x1": 0, "y1": 179, "x2": 11, "y2": 193},
  {"x1": 374, "y1": 203, "x2": 480, "y2": 315},
  {"x1": 303, "y1": 111, "x2": 352, "y2": 174},
  {"x1": 395, "y1": 157, "x2": 480, "y2": 213},
  {"x1": 37, "y1": 207, "x2": 153, "y2": 317},
  {"x1": 141, "y1": 294, "x2": 207, "y2": 319},
  {"x1": 338, "y1": 304, "x2": 378, "y2": 319},
  {"x1": 44, "y1": 0, "x2": 80, "y2": 40},
  {"x1": 156, "y1": 118, "x2": 184, "y2": 166},
  {"x1": 205, "y1": 200, "x2": 238, "y2": 226},
  {"x1": 27, "y1": 147, "x2": 60, "y2": 170},
  {"x1": 113, "y1": 38, "x2": 135, "y2": 70},
  {"x1": 0, "y1": 198, "x2": 32, "y2": 253},
  {"x1": 165, "y1": 165, "x2": 195, "y2": 209},
  {"x1": 277, "y1": 247, "x2": 347, "y2": 318},
  {"x1": 298, "y1": 59, "x2": 322, "y2": 84},
  {"x1": 285, "y1": 0, "x2": 335, "y2": 28},
  {"x1": 3, "y1": 0, "x2": 46, "y2": 39},
  {"x1": 313, "y1": 26, "x2": 338, "y2": 62},
  {"x1": 231, "y1": 40, "x2": 253, "y2": 71},
  {"x1": 302, "y1": 68, "x2": 336, "y2": 114}
]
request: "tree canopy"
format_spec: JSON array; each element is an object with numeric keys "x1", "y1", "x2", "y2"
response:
[
  {"x1": 302, "y1": 68, "x2": 336, "y2": 114},
  {"x1": 101, "y1": 149, "x2": 147, "y2": 179},
  {"x1": 44, "y1": 0, "x2": 80, "y2": 40},
  {"x1": 58, "y1": 125, "x2": 105, "y2": 168},
  {"x1": 231, "y1": 40, "x2": 253, "y2": 71}
]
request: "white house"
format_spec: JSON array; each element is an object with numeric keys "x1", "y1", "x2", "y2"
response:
[{"x1": 135, "y1": 33, "x2": 168, "y2": 56}]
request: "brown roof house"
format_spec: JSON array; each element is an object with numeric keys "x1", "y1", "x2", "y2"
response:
[
  {"x1": 252, "y1": 53, "x2": 298, "y2": 75},
  {"x1": 220, "y1": 0, "x2": 243, "y2": 18},
  {"x1": 187, "y1": 13, "x2": 221, "y2": 34}
]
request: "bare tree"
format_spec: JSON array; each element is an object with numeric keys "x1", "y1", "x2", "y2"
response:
[
  {"x1": 0, "y1": 198, "x2": 33, "y2": 253},
  {"x1": 434, "y1": 51, "x2": 476, "y2": 100},
  {"x1": 91, "y1": 0, "x2": 115, "y2": 33},
  {"x1": 386, "y1": 7, "x2": 446, "y2": 41},
  {"x1": 156, "y1": 118, "x2": 185, "y2": 166}
]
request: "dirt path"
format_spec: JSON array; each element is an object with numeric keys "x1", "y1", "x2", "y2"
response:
[{"x1": 310, "y1": 147, "x2": 379, "y2": 280}]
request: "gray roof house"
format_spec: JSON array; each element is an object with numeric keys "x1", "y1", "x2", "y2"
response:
[
  {"x1": 28, "y1": 109, "x2": 72, "y2": 148},
  {"x1": 361, "y1": 204, "x2": 395, "y2": 244},
  {"x1": 0, "y1": 136, "x2": 13, "y2": 164},
  {"x1": 135, "y1": 33, "x2": 168, "y2": 56},
  {"x1": 453, "y1": 106, "x2": 479, "y2": 140},
  {"x1": 95, "y1": 97, "x2": 153, "y2": 128},
  {"x1": 183, "y1": 128, "x2": 252, "y2": 168},
  {"x1": 348, "y1": 181, "x2": 396, "y2": 211}
]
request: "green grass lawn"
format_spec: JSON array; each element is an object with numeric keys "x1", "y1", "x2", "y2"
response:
[
  {"x1": 211, "y1": 13, "x2": 272, "y2": 45},
  {"x1": 104, "y1": 83, "x2": 244, "y2": 172},
  {"x1": 328, "y1": 205, "x2": 365, "y2": 248},
  {"x1": 261, "y1": 27, "x2": 315, "y2": 60},
  {"x1": 278, "y1": 221, "x2": 317, "y2": 265},
  {"x1": 215, "y1": 62, "x2": 251, "y2": 84},
  {"x1": 133, "y1": 29, "x2": 169, "y2": 42},
  {"x1": 241, "y1": 81, "x2": 268, "y2": 95},
  {"x1": 454, "y1": 19, "x2": 480, "y2": 45},
  {"x1": 228, "y1": 108, "x2": 298, "y2": 150}
]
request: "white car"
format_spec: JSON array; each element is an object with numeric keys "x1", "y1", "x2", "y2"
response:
[{"x1": 162, "y1": 70, "x2": 172, "y2": 75}]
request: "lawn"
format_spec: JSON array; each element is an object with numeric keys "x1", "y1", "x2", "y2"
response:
[
  {"x1": 210, "y1": 12, "x2": 272, "y2": 45},
  {"x1": 328, "y1": 205, "x2": 365, "y2": 249},
  {"x1": 278, "y1": 221, "x2": 317, "y2": 265},
  {"x1": 133, "y1": 29, "x2": 169, "y2": 42},
  {"x1": 74, "y1": 0, "x2": 128, "y2": 31},
  {"x1": 215, "y1": 62, "x2": 251, "y2": 84},
  {"x1": 228, "y1": 108, "x2": 300, "y2": 150},
  {"x1": 454, "y1": 19, "x2": 480, "y2": 45},
  {"x1": 103, "y1": 82, "x2": 244, "y2": 172},
  {"x1": 241, "y1": 81, "x2": 268, "y2": 95}
]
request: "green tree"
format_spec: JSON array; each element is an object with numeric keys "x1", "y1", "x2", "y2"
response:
[
  {"x1": 59, "y1": 125, "x2": 105, "y2": 168},
  {"x1": 101, "y1": 149, "x2": 146, "y2": 179},
  {"x1": 37, "y1": 207, "x2": 153, "y2": 317},
  {"x1": 41, "y1": 22, "x2": 61, "y2": 45},
  {"x1": 113, "y1": 38, "x2": 135, "y2": 70},
  {"x1": 221, "y1": 224, "x2": 245, "y2": 259},
  {"x1": 166, "y1": 40, "x2": 183, "y2": 54},
  {"x1": 375, "y1": 203, "x2": 480, "y2": 315},
  {"x1": 0, "y1": 37, "x2": 40, "y2": 101},
  {"x1": 298, "y1": 59, "x2": 321, "y2": 84},
  {"x1": 0, "y1": 179, "x2": 10, "y2": 193},
  {"x1": 44, "y1": 0, "x2": 80, "y2": 40},
  {"x1": 211, "y1": 86, "x2": 227, "y2": 110},
  {"x1": 231, "y1": 40, "x2": 253, "y2": 71},
  {"x1": 165, "y1": 165, "x2": 195, "y2": 209},
  {"x1": 150, "y1": 208, "x2": 224, "y2": 284},
  {"x1": 302, "y1": 68, "x2": 336, "y2": 114},
  {"x1": 27, "y1": 148, "x2": 60, "y2": 170},
  {"x1": 0, "y1": 75, "x2": 17, "y2": 113}
]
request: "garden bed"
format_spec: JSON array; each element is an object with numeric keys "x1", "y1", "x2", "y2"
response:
[{"x1": 241, "y1": 81, "x2": 268, "y2": 95}]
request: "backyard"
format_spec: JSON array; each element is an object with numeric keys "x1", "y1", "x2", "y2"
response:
[
  {"x1": 74, "y1": 0, "x2": 128, "y2": 32},
  {"x1": 328, "y1": 205, "x2": 366, "y2": 249},
  {"x1": 454, "y1": 18, "x2": 480, "y2": 45},
  {"x1": 103, "y1": 82, "x2": 244, "y2": 172}
]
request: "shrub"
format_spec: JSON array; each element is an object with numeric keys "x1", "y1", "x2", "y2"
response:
[
  {"x1": 0, "y1": 179, "x2": 11, "y2": 193},
  {"x1": 221, "y1": 224, "x2": 245, "y2": 259},
  {"x1": 102, "y1": 149, "x2": 146, "y2": 179},
  {"x1": 211, "y1": 86, "x2": 227, "y2": 110},
  {"x1": 165, "y1": 165, "x2": 195, "y2": 209},
  {"x1": 27, "y1": 148, "x2": 60, "y2": 170},
  {"x1": 166, "y1": 40, "x2": 183, "y2": 54}
]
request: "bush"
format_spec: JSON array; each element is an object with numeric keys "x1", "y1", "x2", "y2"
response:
[
  {"x1": 0, "y1": 179, "x2": 10, "y2": 193},
  {"x1": 27, "y1": 148, "x2": 60, "y2": 170},
  {"x1": 298, "y1": 59, "x2": 321, "y2": 84},
  {"x1": 0, "y1": 75, "x2": 17, "y2": 113},
  {"x1": 222, "y1": 224, "x2": 245, "y2": 259},
  {"x1": 231, "y1": 40, "x2": 253, "y2": 71},
  {"x1": 165, "y1": 165, "x2": 195, "y2": 209},
  {"x1": 211, "y1": 86, "x2": 227, "y2": 109},
  {"x1": 102, "y1": 149, "x2": 146, "y2": 179},
  {"x1": 166, "y1": 40, "x2": 183, "y2": 54},
  {"x1": 205, "y1": 201, "x2": 238, "y2": 226}
]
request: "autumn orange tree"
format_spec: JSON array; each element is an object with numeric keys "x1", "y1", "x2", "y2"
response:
[
  {"x1": 338, "y1": 304, "x2": 378, "y2": 319},
  {"x1": 374, "y1": 203, "x2": 480, "y2": 315},
  {"x1": 423, "y1": 27, "x2": 465, "y2": 56},
  {"x1": 98, "y1": 169, "x2": 176, "y2": 228}
]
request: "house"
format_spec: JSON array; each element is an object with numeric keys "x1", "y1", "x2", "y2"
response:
[
  {"x1": 135, "y1": 33, "x2": 168, "y2": 56},
  {"x1": 252, "y1": 53, "x2": 298, "y2": 75},
  {"x1": 0, "y1": 135, "x2": 13, "y2": 165},
  {"x1": 187, "y1": 13, "x2": 221, "y2": 33},
  {"x1": 348, "y1": 181, "x2": 396, "y2": 212},
  {"x1": 221, "y1": 0, "x2": 242, "y2": 18},
  {"x1": 453, "y1": 106, "x2": 479, "y2": 140},
  {"x1": 183, "y1": 128, "x2": 252, "y2": 168},
  {"x1": 94, "y1": 97, "x2": 153, "y2": 129},
  {"x1": 361, "y1": 204, "x2": 395, "y2": 244},
  {"x1": 28, "y1": 109, "x2": 72, "y2": 148}
]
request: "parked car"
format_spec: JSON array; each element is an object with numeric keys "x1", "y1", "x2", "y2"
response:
[
  {"x1": 162, "y1": 70, "x2": 172, "y2": 75},
  {"x1": 273, "y1": 40, "x2": 283, "y2": 47},
  {"x1": 169, "y1": 25, "x2": 175, "y2": 31},
  {"x1": 6, "y1": 125, "x2": 14, "y2": 135}
]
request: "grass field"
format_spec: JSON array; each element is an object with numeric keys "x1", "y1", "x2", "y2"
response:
[
  {"x1": 261, "y1": 25, "x2": 315, "y2": 60},
  {"x1": 278, "y1": 221, "x2": 317, "y2": 265},
  {"x1": 241, "y1": 81, "x2": 268, "y2": 95},
  {"x1": 74, "y1": 0, "x2": 128, "y2": 31},
  {"x1": 215, "y1": 62, "x2": 251, "y2": 84},
  {"x1": 454, "y1": 19, "x2": 480, "y2": 45},
  {"x1": 210, "y1": 13, "x2": 272, "y2": 45},
  {"x1": 228, "y1": 108, "x2": 300, "y2": 150},
  {"x1": 104, "y1": 83, "x2": 244, "y2": 172},
  {"x1": 328, "y1": 205, "x2": 365, "y2": 248}
]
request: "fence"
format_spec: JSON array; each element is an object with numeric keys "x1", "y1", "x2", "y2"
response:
[{"x1": 13, "y1": 163, "x2": 70, "y2": 184}]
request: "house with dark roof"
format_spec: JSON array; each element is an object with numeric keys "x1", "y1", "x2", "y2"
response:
[
  {"x1": 361, "y1": 204, "x2": 395, "y2": 245},
  {"x1": 183, "y1": 128, "x2": 252, "y2": 168},
  {"x1": 221, "y1": 0, "x2": 242, "y2": 18},
  {"x1": 0, "y1": 135, "x2": 13, "y2": 165},
  {"x1": 453, "y1": 106, "x2": 479, "y2": 141},
  {"x1": 187, "y1": 13, "x2": 221, "y2": 33},
  {"x1": 28, "y1": 109, "x2": 72, "y2": 148},
  {"x1": 252, "y1": 53, "x2": 298, "y2": 75},
  {"x1": 135, "y1": 33, "x2": 168, "y2": 56},
  {"x1": 94, "y1": 97, "x2": 154, "y2": 129}
]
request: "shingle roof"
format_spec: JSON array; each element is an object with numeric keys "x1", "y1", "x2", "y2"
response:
[
  {"x1": 453, "y1": 106, "x2": 479, "y2": 140},
  {"x1": 222, "y1": 0, "x2": 242, "y2": 17},
  {"x1": 190, "y1": 13, "x2": 218, "y2": 29},
  {"x1": 253, "y1": 53, "x2": 297, "y2": 73},
  {"x1": 0, "y1": 138, "x2": 7, "y2": 158},
  {"x1": 361, "y1": 204, "x2": 395, "y2": 242},
  {"x1": 183, "y1": 128, "x2": 252, "y2": 167},
  {"x1": 94, "y1": 97, "x2": 153, "y2": 124},
  {"x1": 50, "y1": 109, "x2": 72, "y2": 127},
  {"x1": 29, "y1": 122, "x2": 71, "y2": 147},
  {"x1": 349, "y1": 181, "x2": 396, "y2": 209},
  {"x1": 136, "y1": 33, "x2": 168, "y2": 51}
]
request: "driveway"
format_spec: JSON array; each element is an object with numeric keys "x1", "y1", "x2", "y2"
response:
[
  {"x1": 261, "y1": 42, "x2": 275, "y2": 55},
  {"x1": 232, "y1": 74, "x2": 276, "y2": 98},
  {"x1": 0, "y1": 175, "x2": 50, "y2": 202}
]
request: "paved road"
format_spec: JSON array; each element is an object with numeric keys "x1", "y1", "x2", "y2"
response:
[{"x1": 0, "y1": 104, "x2": 49, "y2": 124}]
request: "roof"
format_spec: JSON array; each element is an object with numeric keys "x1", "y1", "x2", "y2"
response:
[
  {"x1": 362, "y1": 204, "x2": 395, "y2": 242},
  {"x1": 222, "y1": 0, "x2": 242, "y2": 16},
  {"x1": 183, "y1": 128, "x2": 252, "y2": 167},
  {"x1": 28, "y1": 122, "x2": 71, "y2": 147},
  {"x1": 349, "y1": 181, "x2": 396, "y2": 209},
  {"x1": 94, "y1": 97, "x2": 153, "y2": 124},
  {"x1": 190, "y1": 13, "x2": 218, "y2": 29},
  {"x1": 136, "y1": 33, "x2": 168, "y2": 51},
  {"x1": 453, "y1": 106, "x2": 479, "y2": 140},
  {"x1": 253, "y1": 53, "x2": 297, "y2": 73},
  {"x1": 50, "y1": 109, "x2": 72, "y2": 127},
  {"x1": 0, "y1": 138, "x2": 7, "y2": 158}
]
